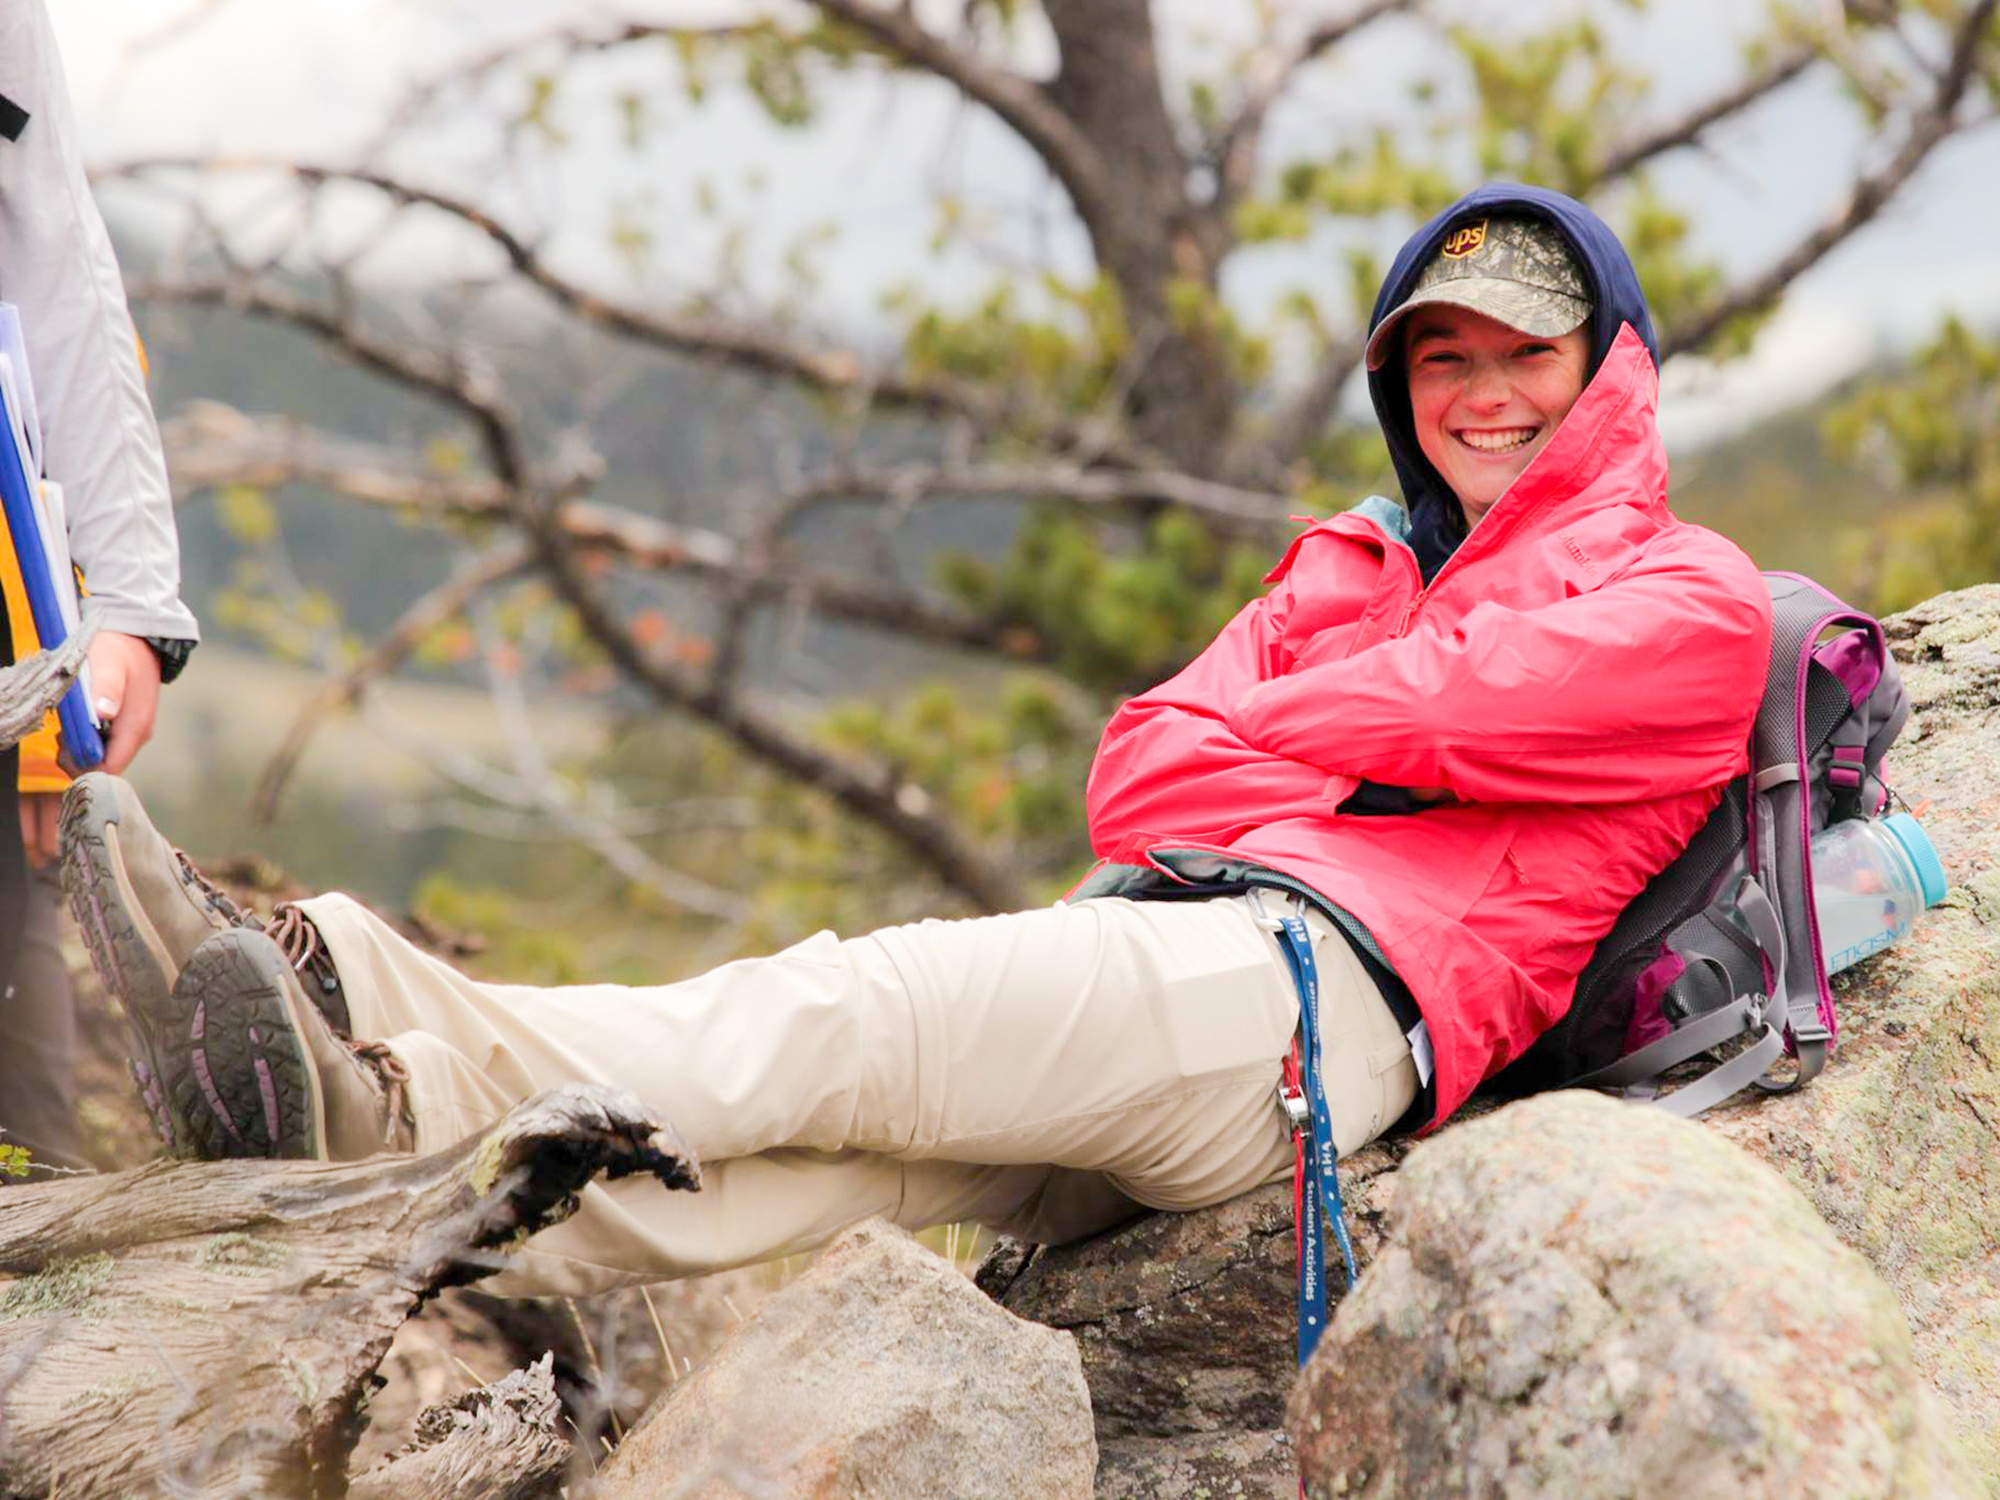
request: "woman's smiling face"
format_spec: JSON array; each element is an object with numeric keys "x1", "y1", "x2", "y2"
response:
[{"x1": 1403, "y1": 304, "x2": 1590, "y2": 527}]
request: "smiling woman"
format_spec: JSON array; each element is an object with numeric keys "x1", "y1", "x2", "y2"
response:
[
  {"x1": 1364, "y1": 214, "x2": 1598, "y2": 529},
  {"x1": 1404, "y1": 309, "x2": 1589, "y2": 528}
]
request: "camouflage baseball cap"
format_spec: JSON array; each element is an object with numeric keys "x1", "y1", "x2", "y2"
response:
[{"x1": 1364, "y1": 215, "x2": 1592, "y2": 370}]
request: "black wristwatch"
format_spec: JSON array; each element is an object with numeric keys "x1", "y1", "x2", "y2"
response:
[{"x1": 142, "y1": 636, "x2": 196, "y2": 685}]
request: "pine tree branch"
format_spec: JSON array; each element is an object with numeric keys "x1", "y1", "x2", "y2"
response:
[
  {"x1": 514, "y1": 488, "x2": 1031, "y2": 914},
  {"x1": 1256, "y1": 332, "x2": 1371, "y2": 484},
  {"x1": 158, "y1": 409, "x2": 1071, "y2": 659},
  {"x1": 1214, "y1": 0, "x2": 1421, "y2": 214},
  {"x1": 163, "y1": 402, "x2": 512, "y2": 512},
  {"x1": 361, "y1": 19, "x2": 765, "y2": 155},
  {"x1": 140, "y1": 275, "x2": 1026, "y2": 910},
  {"x1": 1662, "y1": 0, "x2": 2000, "y2": 359},
  {"x1": 251, "y1": 542, "x2": 533, "y2": 823},
  {"x1": 806, "y1": 0, "x2": 1116, "y2": 237},
  {"x1": 357, "y1": 5, "x2": 1116, "y2": 278},
  {"x1": 1591, "y1": 43, "x2": 1817, "y2": 183},
  {"x1": 133, "y1": 274, "x2": 490, "y2": 437},
  {"x1": 1256, "y1": 18, "x2": 1982, "y2": 469},
  {"x1": 466, "y1": 600, "x2": 748, "y2": 922},
  {"x1": 768, "y1": 458, "x2": 1291, "y2": 533},
  {"x1": 109, "y1": 158, "x2": 1008, "y2": 429}
]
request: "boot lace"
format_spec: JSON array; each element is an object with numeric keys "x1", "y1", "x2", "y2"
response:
[
  {"x1": 175, "y1": 848, "x2": 257, "y2": 927},
  {"x1": 349, "y1": 1040, "x2": 412, "y2": 1147},
  {"x1": 268, "y1": 903, "x2": 353, "y2": 1037}
]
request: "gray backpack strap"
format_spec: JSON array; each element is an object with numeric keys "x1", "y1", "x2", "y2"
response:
[
  {"x1": 1751, "y1": 577, "x2": 1859, "y2": 1091},
  {"x1": 1734, "y1": 874, "x2": 1823, "y2": 1092},
  {"x1": 1576, "y1": 964, "x2": 1753, "y2": 1085},
  {"x1": 1652, "y1": 1009, "x2": 1786, "y2": 1117},
  {"x1": 1572, "y1": 956, "x2": 1787, "y2": 1117},
  {"x1": 1733, "y1": 877, "x2": 1786, "y2": 994}
]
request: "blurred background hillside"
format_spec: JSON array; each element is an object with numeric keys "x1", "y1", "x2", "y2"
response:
[{"x1": 44, "y1": 0, "x2": 2000, "y2": 986}]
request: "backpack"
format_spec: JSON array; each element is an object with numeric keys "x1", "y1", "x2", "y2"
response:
[{"x1": 1495, "y1": 573, "x2": 1912, "y2": 1115}]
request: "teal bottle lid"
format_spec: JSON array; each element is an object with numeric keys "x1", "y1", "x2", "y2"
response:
[{"x1": 1882, "y1": 813, "x2": 1948, "y2": 907}]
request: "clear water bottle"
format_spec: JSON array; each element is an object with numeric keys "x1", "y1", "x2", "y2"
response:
[{"x1": 1811, "y1": 812, "x2": 1947, "y2": 974}]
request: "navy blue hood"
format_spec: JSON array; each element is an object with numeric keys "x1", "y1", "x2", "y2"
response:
[{"x1": 1366, "y1": 184, "x2": 1659, "y2": 581}]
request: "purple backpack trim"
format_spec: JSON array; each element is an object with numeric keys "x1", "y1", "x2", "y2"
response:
[
  {"x1": 1622, "y1": 950, "x2": 1684, "y2": 1053},
  {"x1": 1814, "y1": 628, "x2": 1884, "y2": 709}
]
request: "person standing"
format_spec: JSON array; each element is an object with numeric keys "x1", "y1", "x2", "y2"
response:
[{"x1": 0, "y1": 0, "x2": 200, "y2": 1173}]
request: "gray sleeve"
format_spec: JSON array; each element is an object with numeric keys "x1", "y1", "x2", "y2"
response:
[{"x1": 0, "y1": 1, "x2": 199, "y2": 643}]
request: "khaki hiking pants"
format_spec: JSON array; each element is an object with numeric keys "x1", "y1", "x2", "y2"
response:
[{"x1": 301, "y1": 890, "x2": 1421, "y2": 1298}]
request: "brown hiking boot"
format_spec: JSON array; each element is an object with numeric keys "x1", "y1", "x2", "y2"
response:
[
  {"x1": 159, "y1": 928, "x2": 412, "y2": 1161},
  {"x1": 59, "y1": 774, "x2": 357, "y2": 1153},
  {"x1": 59, "y1": 773, "x2": 256, "y2": 1151}
]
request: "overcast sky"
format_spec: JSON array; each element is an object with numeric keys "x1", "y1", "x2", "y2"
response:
[{"x1": 44, "y1": 0, "x2": 2000, "y2": 449}]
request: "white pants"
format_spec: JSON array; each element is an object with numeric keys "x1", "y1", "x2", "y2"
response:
[{"x1": 303, "y1": 890, "x2": 1421, "y2": 1297}]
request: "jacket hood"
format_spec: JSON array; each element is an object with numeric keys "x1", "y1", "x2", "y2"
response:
[{"x1": 1367, "y1": 184, "x2": 1660, "y2": 580}]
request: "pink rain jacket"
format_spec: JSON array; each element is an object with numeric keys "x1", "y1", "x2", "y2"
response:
[{"x1": 1084, "y1": 326, "x2": 1773, "y2": 1128}]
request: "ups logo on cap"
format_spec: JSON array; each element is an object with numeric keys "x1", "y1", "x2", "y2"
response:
[{"x1": 1442, "y1": 221, "x2": 1487, "y2": 259}]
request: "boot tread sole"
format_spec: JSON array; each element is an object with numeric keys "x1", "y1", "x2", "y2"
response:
[{"x1": 159, "y1": 936, "x2": 325, "y2": 1161}]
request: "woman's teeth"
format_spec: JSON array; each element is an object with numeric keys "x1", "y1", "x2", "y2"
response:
[{"x1": 1457, "y1": 427, "x2": 1537, "y2": 453}]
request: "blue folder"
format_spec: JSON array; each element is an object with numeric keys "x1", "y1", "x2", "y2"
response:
[{"x1": 0, "y1": 375, "x2": 103, "y2": 769}]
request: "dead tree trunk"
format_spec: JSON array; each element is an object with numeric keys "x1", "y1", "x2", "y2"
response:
[{"x1": 0, "y1": 1085, "x2": 698, "y2": 1499}]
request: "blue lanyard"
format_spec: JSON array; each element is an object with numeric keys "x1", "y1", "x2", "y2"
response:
[{"x1": 1274, "y1": 910, "x2": 1356, "y2": 1367}]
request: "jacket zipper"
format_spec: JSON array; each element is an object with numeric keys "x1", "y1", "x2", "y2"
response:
[
  {"x1": 1389, "y1": 330, "x2": 1651, "y2": 638},
  {"x1": 1390, "y1": 494, "x2": 1542, "y2": 638}
]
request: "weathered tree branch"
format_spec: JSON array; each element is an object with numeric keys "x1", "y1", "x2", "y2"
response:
[
  {"x1": 1213, "y1": 0, "x2": 1421, "y2": 216},
  {"x1": 163, "y1": 401, "x2": 511, "y2": 510},
  {"x1": 250, "y1": 541, "x2": 531, "y2": 823},
  {"x1": 513, "y1": 488, "x2": 1030, "y2": 913},
  {"x1": 160, "y1": 409, "x2": 1078, "y2": 661},
  {"x1": 769, "y1": 457, "x2": 1291, "y2": 533},
  {"x1": 0, "y1": 1086, "x2": 697, "y2": 1498},
  {"x1": 135, "y1": 273, "x2": 492, "y2": 432},
  {"x1": 348, "y1": 1354, "x2": 569, "y2": 1500},
  {"x1": 1592, "y1": 42, "x2": 1818, "y2": 183},
  {"x1": 369, "y1": 5, "x2": 1114, "y2": 236},
  {"x1": 1257, "y1": 332, "x2": 1371, "y2": 485},
  {"x1": 810, "y1": 0, "x2": 1116, "y2": 238},
  {"x1": 363, "y1": 18, "x2": 765, "y2": 157},
  {"x1": 469, "y1": 599, "x2": 750, "y2": 921},
  {"x1": 142, "y1": 273, "x2": 1030, "y2": 911},
  {"x1": 1663, "y1": 0, "x2": 2000, "y2": 359},
  {"x1": 388, "y1": 795, "x2": 760, "y2": 843},
  {"x1": 113, "y1": 157, "x2": 1154, "y2": 463},
  {"x1": 360, "y1": 689, "x2": 754, "y2": 931},
  {"x1": 166, "y1": 403, "x2": 1288, "y2": 538},
  {"x1": 110, "y1": 158, "x2": 1005, "y2": 427}
]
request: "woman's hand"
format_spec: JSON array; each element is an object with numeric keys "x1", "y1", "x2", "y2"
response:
[{"x1": 87, "y1": 631, "x2": 162, "y2": 775}]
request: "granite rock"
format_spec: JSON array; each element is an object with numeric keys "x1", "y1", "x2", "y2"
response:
[
  {"x1": 1286, "y1": 1090, "x2": 1978, "y2": 1499},
  {"x1": 597, "y1": 1218, "x2": 1095, "y2": 1499}
]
